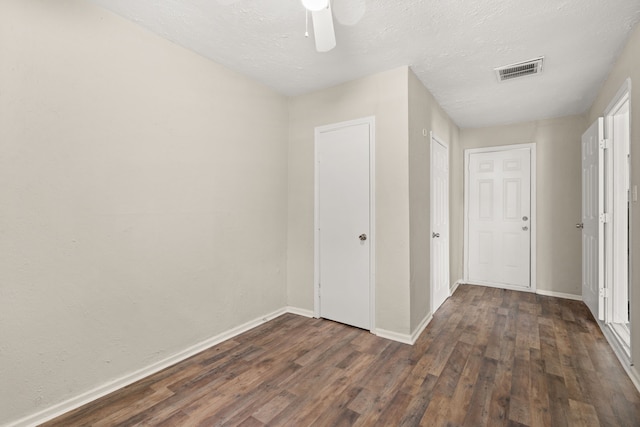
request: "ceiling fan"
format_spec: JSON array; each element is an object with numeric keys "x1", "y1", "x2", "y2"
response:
[
  {"x1": 218, "y1": 0, "x2": 363, "y2": 53},
  {"x1": 301, "y1": 0, "x2": 336, "y2": 52}
]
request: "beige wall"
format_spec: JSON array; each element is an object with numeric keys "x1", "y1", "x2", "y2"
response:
[
  {"x1": 0, "y1": 0, "x2": 288, "y2": 424},
  {"x1": 457, "y1": 116, "x2": 586, "y2": 296},
  {"x1": 287, "y1": 67, "x2": 411, "y2": 334},
  {"x1": 588, "y1": 22, "x2": 640, "y2": 375},
  {"x1": 408, "y1": 70, "x2": 460, "y2": 331},
  {"x1": 286, "y1": 67, "x2": 459, "y2": 336}
]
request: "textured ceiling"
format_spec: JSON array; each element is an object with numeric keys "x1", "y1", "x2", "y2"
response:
[{"x1": 88, "y1": 0, "x2": 640, "y2": 128}]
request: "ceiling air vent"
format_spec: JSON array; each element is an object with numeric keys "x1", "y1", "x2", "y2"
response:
[{"x1": 494, "y1": 57, "x2": 544, "y2": 82}]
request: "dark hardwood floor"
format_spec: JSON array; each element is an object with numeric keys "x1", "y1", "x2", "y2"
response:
[{"x1": 42, "y1": 285, "x2": 640, "y2": 426}]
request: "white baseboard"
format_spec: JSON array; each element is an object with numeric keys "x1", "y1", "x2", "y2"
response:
[
  {"x1": 410, "y1": 312, "x2": 433, "y2": 344},
  {"x1": 7, "y1": 306, "x2": 293, "y2": 427},
  {"x1": 450, "y1": 280, "x2": 463, "y2": 295},
  {"x1": 627, "y1": 365, "x2": 640, "y2": 394},
  {"x1": 464, "y1": 281, "x2": 582, "y2": 301},
  {"x1": 535, "y1": 289, "x2": 582, "y2": 301},
  {"x1": 598, "y1": 321, "x2": 640, "y2": 393},
  {"x1": 628, "y1": 366, "x2": 640, "y2": 394},
  {"x1": 286, "y1": 306, "x2": 315, "y2": 318},
  {"x1": 375, "y1": 328, "x2": 413, "y2": 345},
  {"x1": 375, "y1": 312, "x2": 433, "y2": 346},
  {"x1": 466, "y1": 280, "x2": 537, "y2": 293}
]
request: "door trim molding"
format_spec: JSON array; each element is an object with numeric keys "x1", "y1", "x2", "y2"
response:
[
  {"x1": 463, "y1": 143, "x2": 537, "y2": 292},
  {"x1": 313, "y1": 116, "x2": 376, "y2": 332},
  {"x1": 602, "y1": 78, "x2": 632, "y2": 343},
  {"x1": 430, "y1": 131, "x2": 450, "y2": 313}
]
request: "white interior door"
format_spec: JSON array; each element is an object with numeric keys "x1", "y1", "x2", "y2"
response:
[
  {"x1": 466, "y1": 147, "x2": 532, "y2": 289},
  {"x1": 316, "y1": 119, "x2": 372, "y2": 330},
  {"x1": 431, "y1": 134, "x2": 449, "y2": 312},
  {"x1": 581, "y1": 117, "x2": 605, "y2": 321}
]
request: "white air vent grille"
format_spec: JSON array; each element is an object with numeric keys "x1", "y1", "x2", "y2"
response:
[{"x1": 495, "y1": 57, "x2": 544, "y2": 82}]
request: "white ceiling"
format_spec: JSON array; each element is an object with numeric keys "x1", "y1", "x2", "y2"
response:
[{"x1": 89, "y1": 0, "x2": 640, "y2": 128}]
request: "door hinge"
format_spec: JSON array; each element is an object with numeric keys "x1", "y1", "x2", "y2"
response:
[
  {"x1": 599, "y1": 213, "x2": 610, "y2": 223},
  {"x1": 599, "y1": 288, "x2": 609, "y2": 298},
  {"x1": 599, "y1": 138, "x2": 609, "y2": 150}
]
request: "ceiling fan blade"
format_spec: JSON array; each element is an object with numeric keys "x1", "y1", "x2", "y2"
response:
[{"x1": 311, "y1": 4, "x2": 336, "y2": 52}]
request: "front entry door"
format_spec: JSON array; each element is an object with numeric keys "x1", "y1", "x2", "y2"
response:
[
  {"x1": 316, "y1": 118, "x2": 373, "y2": 330},
  {"x1": 466, "y1": 147, "x2": 532, "y2": 289},
  {"x1": 431, "y1": 134, "x2": 450, "y2": 312}
]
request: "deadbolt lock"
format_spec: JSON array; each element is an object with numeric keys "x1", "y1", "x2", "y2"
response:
[{"x1": 522, "y1": 216, "x2": 528, "y2": 221}]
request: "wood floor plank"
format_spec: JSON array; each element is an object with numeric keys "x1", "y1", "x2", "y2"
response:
[
  {"x1": 235, "y1": 416, "x2": 264, "y2": 427},
  {"x1": 487, "y1": 361, "x2": 512, "y2": 427},
  {"x1": 93, "y1": 386, "x2": 174, "y2": 426},
  {"x1": 417, "y1": 391, "x2": 451, "y2": 427},
  {"x1": 461, "y1": 356, "x2": 498, "y2": 426},
  {"x1": 446, "y1": 350, "x2": 484, "y2": 425},
  {"x1": 430, "y1": 340, "x2": 472, "y2": 398},
  {"x1": 568, "y1": 398, "x2": 601, "y2": 427},
  {"x1": 153, "y1": 409, "x2": 190, "y2": 427},
  {"x1": 546, "y1": 373, "x2": 569, "y2": 427},
  {"x1": 529, "y1": 348, "x2": 552, "y2": 427},
  {"x1": 397, "y1": 374, "x2": 439, "y2": 427},
  {"x1": 41, "y1": 285, "x2": 640, "y2": 427}
]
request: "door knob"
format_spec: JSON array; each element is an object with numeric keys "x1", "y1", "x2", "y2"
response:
[
  {"x1": 576, "y1": 223, "x2": 584, "y2": 229},
  {"x1": 432, "y1": 232, "x2": 440, "y2": 238},
  {"x1": 359, "y1": 234, "x2": 367, "y2": 241},
  {"x1": 522, "y1": 226, "x2": 529, "y2": 231}
]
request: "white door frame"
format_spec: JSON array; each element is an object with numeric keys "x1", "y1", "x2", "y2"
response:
[
  {"x1": 602, "y1": 78, "x2": 632, "y2": 354},
  {"x1": 430, "y1": 132, "x2": 450, "y2": 312},
  {"x1": 464, "y1": 143, "x2": 537, "y2": 292},
  {"x1": 313, "y1": 116, "x2": 376, "y2": 332}
]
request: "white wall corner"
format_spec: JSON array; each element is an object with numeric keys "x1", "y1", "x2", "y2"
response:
[
  {"x1": 535, "y1": 289, "x2": 582, "y2": 301},
  {"x1": 410, "y1": 312, "x2": 433, "y2": 344},
  {"x1": 450, "y1": 280, "x2": 463, "y2": 295},
  {"x1": 376, "y1": 311, "x2": 433, "y2": 346}
]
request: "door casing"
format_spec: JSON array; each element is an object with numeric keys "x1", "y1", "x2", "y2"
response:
[
  {"x1": 313, "y1": 116, "x2": 376, "y2": 332},
  {"x1": 602, "y1": 78, "x2": 632, "y2": 355},
  {"x1": 463, "y1": 143, "x2": 537, "y2": 292}
]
